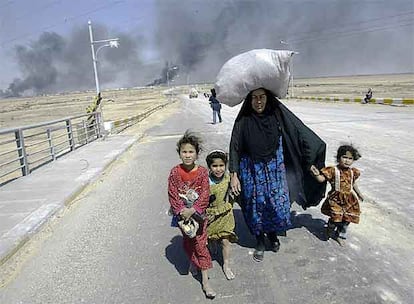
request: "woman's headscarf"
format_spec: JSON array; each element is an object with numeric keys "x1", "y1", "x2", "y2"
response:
[{"x1": 236, "y1": 88, "x2": 281, "y2": 162}]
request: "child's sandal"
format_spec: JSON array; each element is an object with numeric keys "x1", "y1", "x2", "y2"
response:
[
  {"x1": 336, "y1": 237, "x2": 346, "y2": 247},
  {"x1": 325, "y1": 226, "x2": 334, "y2": 240},
  {"x1": 253, "y1": 248, "x2": 264, "y2": 262}
]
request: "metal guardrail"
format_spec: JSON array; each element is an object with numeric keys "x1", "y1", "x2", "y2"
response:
[
  {"x1": 109, "y1": 103, "x2": 169, "y2": 134},
  {"x1": 0, "y1": 112, "x2": 102, "y2": 185}
]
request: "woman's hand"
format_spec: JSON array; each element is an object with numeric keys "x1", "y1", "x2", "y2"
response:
[
  {"x1": 180, "y1": 207, "x2": 195, "y2": 221},
  {"x1": 230, "y1": 173, "x2": 241, "y2": 196},
  {"x1": 310, "y1": 165, "x2": 320, "y2": 176},
  {"x1": 310, "y1": 165, "x2": 325, "y2": 183}
]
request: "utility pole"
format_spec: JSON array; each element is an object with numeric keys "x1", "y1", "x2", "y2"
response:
[
  {"x1": 88, "y1": 20, "x2": 119, "y2": 95},
  {"x1": 280, "y1": 40, "x2": 299, "y2": 98}
]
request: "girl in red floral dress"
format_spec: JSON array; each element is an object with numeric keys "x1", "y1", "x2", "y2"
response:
[
  {"x1": 168, "y1": 130, "x2": 216, "y2": 299},
  {"x1": 310, "y1": 144, "x2": 365, "y2": 246}
]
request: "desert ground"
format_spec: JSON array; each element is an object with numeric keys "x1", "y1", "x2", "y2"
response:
[
  {"x1": 1, "y1": 73, "x2": 413, "y2": 130},
  {"x1": 0, "y1": 87, "x2": 170, "y2": 130},
  {"x1": 292, "y1": 73, "x2": 414, "y2": 99}
]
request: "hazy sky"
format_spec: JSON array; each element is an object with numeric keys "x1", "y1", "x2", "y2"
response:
[{"x1": 0, "y1": 0, "x2": 413, "y2": 95}]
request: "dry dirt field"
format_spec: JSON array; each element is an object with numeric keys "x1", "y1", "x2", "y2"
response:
[
  {"x1": 0, "y1": 86, "x2": 179, "y2": 184},
  {"x1": 0, "y1": 73, "x2": 413, "y2": 130},
  {"x1": 292, "y1": 73, "x2": 414, "y2": 99},
  {"x1": 0, "y1": 87, "x2": 171, "y2": 130}
]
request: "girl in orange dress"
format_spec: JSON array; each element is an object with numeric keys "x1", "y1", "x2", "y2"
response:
[{"x1": 310, "y1": 144, "x2": 365, "y2": 246}]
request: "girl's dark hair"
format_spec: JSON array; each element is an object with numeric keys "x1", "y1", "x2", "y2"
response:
[
  {"x1": 176, "y1": 130, "x2": 203, "y2": 154},
  {"x1": 336, "y1": 144, "x2": 361, "y2": 162},
  {"x1": 206, "y1": 150, "x2": 228, "y2": 167}
]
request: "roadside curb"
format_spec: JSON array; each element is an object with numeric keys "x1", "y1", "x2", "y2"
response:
[{"x1": 291, "y1": 96, "x2": 414, "y2": 105}]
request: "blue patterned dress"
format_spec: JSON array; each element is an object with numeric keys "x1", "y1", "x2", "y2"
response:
[{"x1": 239, "y1": 137, "x2": 292, "y2": 235}]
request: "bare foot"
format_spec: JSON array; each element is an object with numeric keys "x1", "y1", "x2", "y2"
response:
[
  {"x1": 223, "y1": 265, "x2": 235, "y2": 280},
  {"x1": 202, "y1": 283, "x2": 216, "y2": 299}
]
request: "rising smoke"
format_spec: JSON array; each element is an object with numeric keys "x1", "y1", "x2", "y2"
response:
[
  {"x1": 1, "y1": 24, "x2": 145, "y2": 97},
  {"x1": 152, "y1": 0, "x2": 413, "y2": 84},
  {"x1": 5, "y1": 32, "x2": 64, "y2": 96},
  {"x1": 1, "y1": 0, "x2": 413, "y2": 97}
]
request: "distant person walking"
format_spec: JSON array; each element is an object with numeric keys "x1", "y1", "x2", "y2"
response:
[
  {"x1": 209, "y1": 88, "x2": 222, "y2": 124},
  {"x1": 310, "y1": 144, "x2": 365, "y2": 246}
]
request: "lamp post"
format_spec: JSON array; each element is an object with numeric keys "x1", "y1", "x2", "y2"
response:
[
  {"x1": 88, "y1": 20, "x2": 119, "y2": 95},
  {"x1": 167, "y1": 65, "x2": 178, "y2": 88},
  {"x1": 280, "y1": 40, "x2": 299, "y2": 98}
]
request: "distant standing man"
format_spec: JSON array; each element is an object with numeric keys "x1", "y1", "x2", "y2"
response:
[
  {"x1": 209, "y1": 88, "x2": 222, "y2": 124},
  {"x1": 363, "y1": 88, "x2": 373, "y2": 104}
]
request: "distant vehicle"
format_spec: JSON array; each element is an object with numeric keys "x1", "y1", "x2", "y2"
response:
[{"x1": 189, "y1": 88, "x2": 198, "y2": 99}]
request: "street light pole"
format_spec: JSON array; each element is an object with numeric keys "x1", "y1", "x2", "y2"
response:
[
  {"x1": 88, "y1": 21, "x2": 100, "y2": 94},
  {"x1": 88, "y1": 21, "x2": 119, "y2": 132},
  {"x1": 280, "y1": 40, "x2": 298, "y2": 98},
  {"x1": 88, "y1": 20, "x2": 119, "y2": 95},
  {"x1": 166, "y1": 65, "x2": 178, "y2": 88}
]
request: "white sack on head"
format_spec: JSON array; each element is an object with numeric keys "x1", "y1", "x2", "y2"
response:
[{"x1": 214, "y1": 49, "x2": 294, "y2": 107}]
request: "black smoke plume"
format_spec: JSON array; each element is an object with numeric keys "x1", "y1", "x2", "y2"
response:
[
  {"x1": 2, "y1": 24, "x2": 145, "y2": 97},
  {"x1": 147, "y1": 62, "x2": 179, "y2": 86}
]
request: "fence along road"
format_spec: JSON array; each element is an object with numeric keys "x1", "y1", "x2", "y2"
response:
[
  {"x1": 0, "y1": 88, "x2": 179, "y2": 185},
  {"x1": 0, "y1": 112, "x2": 102, "y2": 185}
]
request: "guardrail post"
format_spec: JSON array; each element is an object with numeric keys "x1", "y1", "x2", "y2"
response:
[
  {"x1": 82, "y1": 120, "x2": 89, "y2": 144},
  {"x1": 47, "y1": 128, "x2": 56, "y2": 161},
  {"x1": 94, "y1": 112, "x2": 102, "y2": 138},
  {"x1": 66, "y1": 119, "x2": 75, "y2": 151},
  {"x1": 15, "y1": 129, "x2": 29, "y2": 176}
]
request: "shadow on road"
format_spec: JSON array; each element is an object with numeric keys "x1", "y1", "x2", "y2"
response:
[
  {"x1": 165, "y1": 235, "x2": 189, "y2": 275},
  {"x1": 233, "y1": 208, "x2": 257, "y2": 249},
  {"x1": 290, "y1": 212, "x2": 327, "y2": 241},
  {"x1": 165, "y1": 210, "x2": 327, "y2": 276},
  {"x1": 234, "y1": 208, "x2": 328, "y2": 246}
]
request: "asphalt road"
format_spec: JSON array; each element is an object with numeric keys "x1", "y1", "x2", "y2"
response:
[{"x1": 0, "y1": 95, "x2": 413, "y2": 304}]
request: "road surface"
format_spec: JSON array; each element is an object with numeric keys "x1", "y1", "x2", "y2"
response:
[{"x1": 0, "y1": 95, "x2": 413, "y2": 304}]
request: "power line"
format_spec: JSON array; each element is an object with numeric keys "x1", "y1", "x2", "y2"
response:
[
  {"x1": 12, "y1": 0, "x2": 63, "y2": 23},
  {"x1": 0, "y1": 0, "x2": 125, "y2": 48},
  {"x1": 288, "y1": 21, "x2": 414, "y2": 46},
  {"x1": 198, "y1": 13, "x2": 414, "y2": 59},
  {"x1": 171, "y1": 18, "x2": 413, "y2": 64},
  {"x1": 145, "y1": 10, "x2": 414, "y2": 63},
  {"x1": 281, "y1": 11, "x2": 414, "y2": 42},
  {"x1": 0, "y1": 0, "x2": 16, "y2": 10}
]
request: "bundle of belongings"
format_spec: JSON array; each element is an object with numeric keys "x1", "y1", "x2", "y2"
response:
[
  {"x1": 178, "y1": 217, "x2": 199, "y2": 239},
  {"x1": 176, "y1": 189, "x2": 206, "y2": 238},
  {"x1": 214, "y1": 49, "x2": 294, "y2": 107}
]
